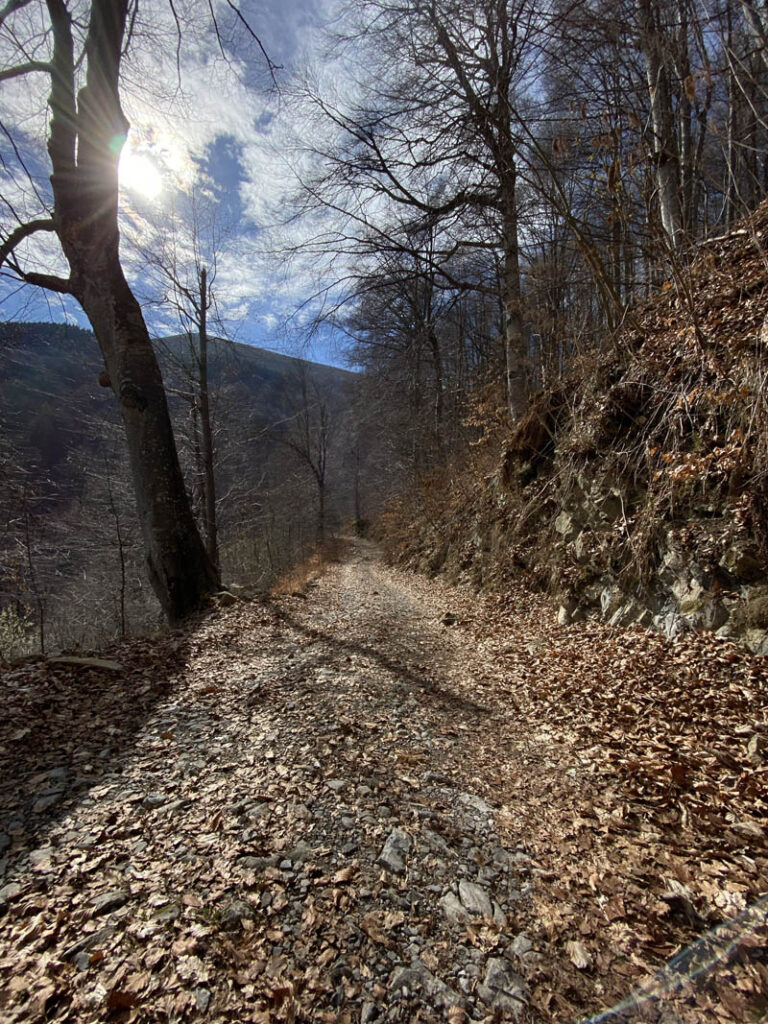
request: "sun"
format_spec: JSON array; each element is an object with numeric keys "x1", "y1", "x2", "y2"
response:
[{"x1": 119, "y1": 148, "x2": 163, "y2": 200}]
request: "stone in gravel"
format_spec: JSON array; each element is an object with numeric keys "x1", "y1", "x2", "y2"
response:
[
  {"x1": 153, "y1": 903, "x2": 181, "y2": 924},
  {"x1": 378, "y1": 828, "x2": 411, "y2": 874},
  {"x1": 390, "y1": 964, "x2": 465, "y2": 1010},
  {"x1": 509, "y1": 933, "x2": 533, "y2": 957},
  {"x1": 74, "y1": 952, "x2": 91, "y2": 972},
  {"x1": 158, "y1": 799, "x2": 188, "y2": 815},
  {"x1": 458, "y1": 880, "x2": 493, "y2": 919},
  {"x1": 239, "y1": 854, "x2": 280, "y2": 870},
  {"x1": 360, "y1": 1000, "x2": 380, "y2": 1023},
  {"x1": 477, "y1": 958, "x2": 527, "y2": 1017},
  {"x1": 142, "y1": 792, "x2": 166, "y2": 809},
  {"x1": 493, "y1": 902, "x2": 508, "y2": 928},
  {"x1": 62, "y1": 925, "x2": 115, "y2": 961},
  {"x1": 220, "y1": 899, "x2": 257, "y2": 932},
  {"x1": 458, "y1": 792, "x2": 494, "y2": 817},
  {"x1": 288, "y1": 840, "x2": 312, "y2": 863},
  {"x1": 0, "y1": 881, "x2": 21, "y2": 911},
  {"x1": 439, "y1": 892, "x2": 470, "y2": 926},
  {"x1": 29, "y1": 846, "x2": 54, "y2": 870},
  {"x1": 91, "y1": 889, "x2": 129, "y2": 915},
  {"x1": 0, "y1": 834, "x2": 9, "y2": 855},
  {"x1": 194, "y1": 988, "x2": 211, "y2": 1012},
  {"x1": 326, "y1": 779, "x2": 347, "y2": 792},
  {"x1": 33, "y1": 793, "x2": 63, "y2": 813}
]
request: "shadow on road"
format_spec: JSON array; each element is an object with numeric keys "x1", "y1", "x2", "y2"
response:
[{"x1": 272, "y1": 604, "x2": 492, "y2": 719}]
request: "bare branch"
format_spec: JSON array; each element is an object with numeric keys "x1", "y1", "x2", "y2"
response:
[
  {"x1": 14, "y1": 268, "x2": 73, "y2": 293},
  {"x1": 0, "y1": 0, "x2": 32, "y2": 32},
  {"x1": 0, "y1": 218, "x2": 57, "y2": 268},
  {"x1": 0, "y1": 60, "x2": 51, "y2": 82}
]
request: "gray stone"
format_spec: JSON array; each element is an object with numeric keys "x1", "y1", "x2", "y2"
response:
[
  {"x1": 439, "y1": 892, "x2": 470, "y2": 926},
  {"x1": 389, "y1": 964, "x2": 464, "y2": 1010},
  {"x1": 326, "y1": 779, "x2": 347, "y2": 792},
  {"x1": 457, "y1": 791, "x2": 494, "y2": 817},
  {"x1": 142, "y1": 792, "x2": 166, "y2": 809},
  {"x1": 477, "y1": 957, "x2": 527, "y2": 1016},
  {"x1": 62, "y1": 925, "x2": 115, "y2": 961},
  {"x1": 554, "y1": 511, "x2": 578, "y2": 541},
  {"x1": 153, "y1": 903, "x2": 181, "y2": 923},
  {"x1": 74, "y1": 952, "x2": 91, "y2": 972},
  {"x1": 360, "y1": 1000, "x2": 379, "y2": 1023},
  {"x1": 0, "y1": 881, "x2": 22, "y2": 909},
  {"x1": 378, "y1": 828, "x2": 411, "y2": 874},
  {"x1": 28, "y1": 846, "x2": 54, "y2": 868},
  {"x1": 600, "y1": 585, "x2": 623, "y2": 620},
  {"x1": 220, "y1": 899, "x2": 256, "y2": 932},
  {"x1": 91, "y1": 889, "x2": 129, "y2": 915},
  {"x1": 509, "y1": 933, "x2": 533, "y2": 957},
  {"x1": 288, "y1": 840, "x2": 312, "y2": 863},
  {"x1": 573, "y1": 531, "x2": 592, "y2": 564},
  {"x1": 0, "y1": 834, "x2": 10, "y2": 855},
  {"x1": 33, "y1": 792, "x2": 63, "y2": 813},
  {"x1": 194, "y1": 988, "x2": 211, "y2": 1012},
  {"x1": 458, "y1": 880, "x2": 493, "y2": 919}
]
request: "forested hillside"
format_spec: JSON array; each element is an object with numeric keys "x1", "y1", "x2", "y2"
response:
[{"x1": 0, "y1": 323, "x2": 361, "y2": 655}]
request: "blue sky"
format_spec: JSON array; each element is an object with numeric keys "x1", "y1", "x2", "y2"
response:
[{"x1": 0, "y1": 0, "x2": 354, "y2": 368}]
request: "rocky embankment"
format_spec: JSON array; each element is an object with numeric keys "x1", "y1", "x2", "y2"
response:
[{"x1": 391, "y1": 206, "x2": 768, "y2": 655}]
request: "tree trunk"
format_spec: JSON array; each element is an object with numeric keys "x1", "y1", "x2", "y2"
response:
[
  {"x1": 79, "y1": 270, "x2": 219, "y2": 621},
  {"x1": 43, "y1": 0, "x2": 219, "y2": 621},
  {"x1": 636, "y1": 0, "x2": 685, "y2": 251},
  {"x1": 198, "y1": 267, "x2": 219, "y2": 572},
  {"x1": 501, "y1": 167, "x2": 527, "y2": 421}
]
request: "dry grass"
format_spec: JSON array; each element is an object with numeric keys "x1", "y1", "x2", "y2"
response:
[{"x1": 268, "y1": 538, "x2": 345, "y2": 598}]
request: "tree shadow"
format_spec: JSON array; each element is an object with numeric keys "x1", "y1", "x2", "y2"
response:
[
  {"x1": 270, "y1": 603, "x2": 492, "y2": 720},
  {"x1": 0, "y1": 632, "x2": 194, "y2": 888}
]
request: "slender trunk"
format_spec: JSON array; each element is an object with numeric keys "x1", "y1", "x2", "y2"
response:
[
  {"x1": 317, "y1": 482, "x2": 325, "y2": 545},
  {"x1": 198, "y1": 267, "x2": 218, "y2": 572},
  {"x1": 501, "y1": 165, "x2": 526, "y2": 420},
  {"x1": 427, "y1": 324, "x2": 445, "y2": 459},
  {"x1": 636, "y1": 0, "x2": 685, "y2": 250}
]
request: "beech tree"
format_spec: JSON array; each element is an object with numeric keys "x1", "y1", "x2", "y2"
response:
[{"x1": 0, "y1": 0, "x2": 220, "y2": 621}]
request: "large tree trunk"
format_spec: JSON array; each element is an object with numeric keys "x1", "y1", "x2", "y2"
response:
[
  {"x1": 80, "y1": 269, "x2": 219, "y2": 621},
  {"x1": 46, "y1": 0, "x2": 219, "y2": 621}
]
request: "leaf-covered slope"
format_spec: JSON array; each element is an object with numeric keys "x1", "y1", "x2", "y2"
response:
[{"x1": 385, "y1": 201, "x2": 768, "y2": 652}]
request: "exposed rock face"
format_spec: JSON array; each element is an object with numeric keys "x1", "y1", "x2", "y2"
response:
[
  {"x1": 387, "y1": 206, "x2": 768, "y2": 656},
  {"x1": 554, "y1": 499, "x2": 768, "y2": 653}
]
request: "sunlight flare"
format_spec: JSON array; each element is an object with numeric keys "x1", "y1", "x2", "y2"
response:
[{"x1": 119, "y1": 148, "x2": 164, "y2": 200}]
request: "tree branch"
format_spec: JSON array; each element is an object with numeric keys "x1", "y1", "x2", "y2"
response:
[
  {"x1": 0, "y1": 218, "x2": 57, "y2": 268},
  {"x1": 15, "y1": 268, "x2": 73, "y2": 293},
  {"x1": 0, "y1": 0, "x2": 32, "y2": 31},
  {"x1": 0, "y1": 61, "x2": 51, "y2": 83}
]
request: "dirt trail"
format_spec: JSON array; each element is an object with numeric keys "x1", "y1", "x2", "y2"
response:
[{"x1": 0, "y1": 540, "x2": 765, "y2": 1023}]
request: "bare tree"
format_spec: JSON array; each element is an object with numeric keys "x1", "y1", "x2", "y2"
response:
[{"x1": 0, "y1": 1, "x2": 280, "y2": 619}]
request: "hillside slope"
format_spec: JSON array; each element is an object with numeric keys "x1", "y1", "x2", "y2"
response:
[
  {"x1": 0, "y1": 323, "x2": 356, "y2": 653},
  {"x1": 386, "y1": 202, "x2": 768, "y2": 654}
]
